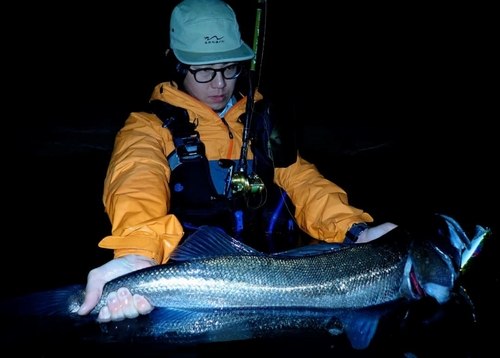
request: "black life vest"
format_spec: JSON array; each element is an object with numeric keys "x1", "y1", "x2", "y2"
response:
[{"x1": 150, "y1": 98, "x2": 302, "y2": 252}]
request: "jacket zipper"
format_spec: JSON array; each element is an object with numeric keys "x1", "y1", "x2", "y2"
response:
[
  {"x1": 220, "y1": 117, "x2": 234, "y2": 159},
  {"x1": 220, "y1": 117, "x2": 233, "y2": 139}
]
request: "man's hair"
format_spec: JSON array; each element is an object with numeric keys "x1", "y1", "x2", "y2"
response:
[{"x1": 164, "y1": 49, "x2": 189, "y2": 91}]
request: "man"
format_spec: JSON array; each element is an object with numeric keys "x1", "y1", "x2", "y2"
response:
[{"x1": 78, "y1": 0, "x2": 396, "y2": 322}]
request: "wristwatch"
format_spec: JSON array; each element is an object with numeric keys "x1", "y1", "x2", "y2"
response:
[{"x1": 345, "y1": 223, "x2": 370, "y2": 242}]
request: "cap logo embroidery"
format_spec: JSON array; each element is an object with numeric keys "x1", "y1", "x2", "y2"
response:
[{"x1": 204, "y1": 36, "x2": 224, "y2": 44}]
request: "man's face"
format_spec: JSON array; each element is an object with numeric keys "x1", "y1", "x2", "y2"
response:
[{"x1": 183, "y1": 63, "x2": 240, "y2": 112}]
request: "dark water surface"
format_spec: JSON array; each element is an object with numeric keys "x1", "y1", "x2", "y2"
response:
[{"x1": 4, "y1": 122, "x2": 497, "y2": 357}]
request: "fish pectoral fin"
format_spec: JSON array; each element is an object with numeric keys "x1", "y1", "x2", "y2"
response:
[
  {"x1": 149, "y1": 307, "x2": 208, "y2": 326},
  {"x1": 342, "y1": 317, "x2": 380, "y2": 350}
]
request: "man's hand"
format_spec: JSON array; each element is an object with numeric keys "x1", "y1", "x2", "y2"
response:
[
  {"x1": 77, "y1": 254, "x2": 157, "y2": 322},
  {"x1": 356, "y1": 222, "x2": 398, "y2": 243}
]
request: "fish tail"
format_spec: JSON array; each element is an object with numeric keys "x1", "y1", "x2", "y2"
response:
[
  {"x1": 0, "y1": 284, "x2": 94, "y2": 343},
  {"x1": 1, "y1": 284, "x2": 86, "y2": 317}
]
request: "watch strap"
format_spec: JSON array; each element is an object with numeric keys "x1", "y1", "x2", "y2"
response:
[{"x1": 345, "y1": 222, "x2": 370, "y2": 242}]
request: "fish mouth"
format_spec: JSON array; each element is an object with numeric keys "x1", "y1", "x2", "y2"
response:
[{"x1": 404, "y1": 214, "x2": 485, "y2": 305}]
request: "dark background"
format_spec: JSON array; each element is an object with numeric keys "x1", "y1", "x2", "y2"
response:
[{"x1": 5, "y1": 1, "x2": 497, "y2": 357}]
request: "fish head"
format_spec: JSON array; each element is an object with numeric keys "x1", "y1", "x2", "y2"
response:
[{"x1": 403, "y1": 214, "x2": 487, "y2": 305}]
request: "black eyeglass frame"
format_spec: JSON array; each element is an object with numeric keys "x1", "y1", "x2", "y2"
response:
[{"x1": 187, "y1": 64, "x2": 244, "y2": 83}]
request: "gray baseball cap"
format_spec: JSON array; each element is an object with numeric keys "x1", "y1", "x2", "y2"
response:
[{"x1": 170, "y1": 0, "x2": 255, "y2": 65}]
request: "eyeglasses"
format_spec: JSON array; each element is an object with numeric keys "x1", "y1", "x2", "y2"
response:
[{"x1": 188, "y1": 64, "x2": 243, "y2": 83}]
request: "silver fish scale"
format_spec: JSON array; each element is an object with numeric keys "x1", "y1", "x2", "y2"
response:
[{"x1": 95, "y1": 240, "x2": 409, "y2": 312}]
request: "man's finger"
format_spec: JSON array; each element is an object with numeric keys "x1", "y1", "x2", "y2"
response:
[
  {"x1": 133, "y1": 294, "x2": 154, "y2": 315},
  {"x1": 117, "y1": 287, "x2": 139, "y2": 319},
  {"x1": 106, "y1": 291, "x2": 126, "y2": 321},
  {"x1": 97, "y1": 305, "x2": 111, "y2": 322}
]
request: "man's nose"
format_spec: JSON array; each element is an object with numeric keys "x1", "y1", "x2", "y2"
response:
[{"x1": 211, "y1": 72, "x2": 226, "y2": 88}]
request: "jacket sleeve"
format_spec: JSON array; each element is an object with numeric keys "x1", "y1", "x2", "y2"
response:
[
  {"x1": 98, "y1": 112, "x2": 184, "y2": 264},
  {"x1": 274, "y1": 154, "x2": 373, "y2": 243}
]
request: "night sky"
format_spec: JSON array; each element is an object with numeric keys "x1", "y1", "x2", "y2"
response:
[{"x1": 17, "y1": 1, "x2": 495, "y2": 126}]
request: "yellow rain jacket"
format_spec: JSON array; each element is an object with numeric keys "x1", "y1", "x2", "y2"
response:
[{"x1": 99, "y1": 81, "x2": 373, "y2": 264}]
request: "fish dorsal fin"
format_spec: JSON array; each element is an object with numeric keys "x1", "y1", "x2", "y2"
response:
[{"x1": 169, "y1": 226, "x2": 264, "y2": 262}]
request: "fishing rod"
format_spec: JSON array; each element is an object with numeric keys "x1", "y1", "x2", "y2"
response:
[{"x1": 232, "y1": 0, "x2": 266, "y2": 198}]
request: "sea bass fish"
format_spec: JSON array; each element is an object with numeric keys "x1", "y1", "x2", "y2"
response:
[{"x1": 0, "y1": 214, "x2": 489, "y2": 350}]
